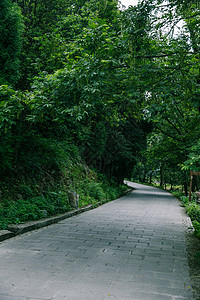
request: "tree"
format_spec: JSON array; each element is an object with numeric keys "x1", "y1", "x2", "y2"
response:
[
  {"x1": 13, "y1": 0, "x2": 73, "y2": 89},
  {"x1": 1, "y1": 0, "x2": 199, "y2": 196},
  {"x1": 121, "y1": 0, "x2": 199, "y2": 193},
  {"x1": 0, "y1": 0, "x2": 23, "y2": 86},
  {"x1": 14, "y1": 0, "x2": 120, "y2": 90}
]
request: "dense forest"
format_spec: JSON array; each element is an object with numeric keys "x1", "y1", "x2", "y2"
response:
[{"x1": 0, "y1": 0, "x2": 199, "y2": 228}]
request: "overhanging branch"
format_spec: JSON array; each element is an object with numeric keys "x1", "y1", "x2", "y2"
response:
[
  {"x1": 112, "y1": 51, "x2": 197, "y2": 69},
  {"x1": 154, "y1": 124, "x2": 183, "y2": 142}
]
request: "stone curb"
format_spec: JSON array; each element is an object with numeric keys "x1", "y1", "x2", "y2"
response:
[
  {"x1": 0, "y1": 230, "x2": 16, "y2": 242},
  {"x1": 0, "y1": 205, "x2": 93, "y2": 243},
  {"x1": 0, "y1": 188, "x2": 133, "y2": 243}
]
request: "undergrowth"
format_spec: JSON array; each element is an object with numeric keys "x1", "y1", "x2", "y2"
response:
[
  {"x1": 0, "y1": 132, "x2": 129, "y2": 230},
  {"x1": 0, "y1": 155, "x2": 128, "y2": 230},
  {"x1": 180, "y1": 194, "x2": 200, "y2": 239},
  {"x1": 0, "y1": 179, "x2": 128, "y2": 230}
]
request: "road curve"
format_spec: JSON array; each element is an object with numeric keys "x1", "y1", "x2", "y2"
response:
[{"x1": 0, "y1": 182, "x2": 194, "y2": 300}]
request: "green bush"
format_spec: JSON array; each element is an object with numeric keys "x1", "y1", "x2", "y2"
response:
[
  {"x1": 78, "y1": 194, "x2": 92, "y2": 207},
  {"x1": 107, "y1": 186, "x2": 118, "y2": 200},
  {"x1": 87, "y1": 182, "x2": 106, "y2": 201},
  {"x1": 172, "y1": 191, "x2": 184, "y2": 199},
  {"x1": 181, "y1": 196, "x2": 190, "y2": 206},
  {"x1": 186, "y1": 202, "x2": 200, "y2": 223},
  {"x1": 180, "y1": 195, "x2": 200, "y2": 240},
  {"x1": 192, "y1": 221, "x2": 200, "y2": 238},
  {"x1": 15, "y1": 185, "x2": 34, "y2": 199},
  {"x1": 0, "y1": 192, "x2": 70, "y2": 230}
]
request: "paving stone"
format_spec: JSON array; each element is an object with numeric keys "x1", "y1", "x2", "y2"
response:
[
  {"x1": 0, "y1": 182, "x2": 195, "y2": 299},
  {"x1": 0, "y1": 296, "x2": 31, "y2": 300}
]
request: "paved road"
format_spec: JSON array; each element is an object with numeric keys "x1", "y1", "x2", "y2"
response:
[{"x1": 0, "y1": 182, "x2": 194, "y2": 300}]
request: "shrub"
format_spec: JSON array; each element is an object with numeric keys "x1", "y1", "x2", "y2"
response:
[
  {"x1": 107, "y1": 186, "x2": 118, "y2": 200},
  {"x1": 0, "y1": 191, "x2": 70, "y2": 230},
  {"x1": 87, "y1": 182, "x2": 106, "y2": 201},
  {"x1": 186, "y1": 202, "x2": 200, "y2": 223},
  {"x1": 181, "y1": 196, "x2": 190, "y2": 206},
  {"x1": 192, "y1": 221, "x2": 200, "y2": 238},
  {"x1": 180, "y1": 195, "x2": 200, "y2": 240}
]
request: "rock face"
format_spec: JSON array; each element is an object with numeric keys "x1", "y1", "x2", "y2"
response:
[{"x1": 68, "y1": 191, "x2": 79, "y2": 209}]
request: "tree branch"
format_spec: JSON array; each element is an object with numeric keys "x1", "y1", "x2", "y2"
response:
[
  {"x1": 112, "y1": 52, "x2": 197, "y2": 69},
  {"x1": 164, "y1": 116, "x2": 182, "y2": 135},
  {"x1": 154, "y1": 124, "x2": 183, "y2": 142},
  {"x1": 185, "y1": 13, "x2": 200, "y2": 19},
  {"x1": 136, "y1": 52, "x2": 197, "y2": 59}
]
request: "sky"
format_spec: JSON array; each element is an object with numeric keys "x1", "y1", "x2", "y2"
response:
[
  {"x1": 120, "y1": 0, "x2": 139, "y2": 8},
  {"x1": 120, "y1": 0, "x2": 185, "y2": 34}
]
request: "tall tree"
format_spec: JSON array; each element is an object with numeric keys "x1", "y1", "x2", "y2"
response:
[
  {"x1": 130, "y1": 0, "x2": 200, "y2": 192},
  {"x1": 0, "y1": 0, "x2": 23, "y2": 86}
]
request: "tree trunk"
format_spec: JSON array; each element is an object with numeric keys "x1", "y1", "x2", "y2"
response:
[
  {"x1": 160, "y1": 166, "x2": 163, "y2": 186},
  {"x1": 184, "y1": 181, "x2": 188, "y2": 197},
  {"x1": 149, "y1": 172, "x2": 152, "y2": 184}
]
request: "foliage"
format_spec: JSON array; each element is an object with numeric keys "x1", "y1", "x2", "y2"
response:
[
  {"x1": 0, "y1": 0, "x2": 199, "y2": 227},
  {"x1": 181, "y1": 195, "x2": 190, "y2": 206},
  {"x1": 0, "y1": 162, "x2": 128, "y2": 229},
  {"x1": 23, "y1": 5, "x2": 150, "y2": 184},
  {"x1": 180, "y1": 141, "x2": 200, "y2": 172},
  {"x1": 180, "y1": 194, "x2": 200, "y2": 238},
  {"x1": 192, "y1": 221, "x2": 200, "y2": 239},
  {"x1": 185, "y1": 202, "x2": 200, "y2": 223},
  {"x1": 129, "y1": 0, "x2": 200, "y2": 193},
  {"x1": 13, "y1": 0, "x2": 75, "y2": 89},
  {"x1": 0, "y1": 193, "x2": 70, "y2": 229},
  {"x1": 0, "y1": 0, "x2": 23, "y2": 86},
  {"x1": 0, "y1": 85, "x2": 28, "y2": 172},
  {"x1": 14, "y1": 0, "x2": 120, "y2": 89}
]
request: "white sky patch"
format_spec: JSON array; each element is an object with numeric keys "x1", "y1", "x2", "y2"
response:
[
  {"x1": 119, "y1": 0, "x2": 138, "y2": 9},
  {"x1": 119, "y1": 0, "x2": 186, "y2": 36}
]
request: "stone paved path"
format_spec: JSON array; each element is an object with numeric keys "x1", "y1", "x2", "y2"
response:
[{"x1": 0, "y1": 182, "x2": 194, "y2": 300}]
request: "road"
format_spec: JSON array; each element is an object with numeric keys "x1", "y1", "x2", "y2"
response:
[{"x1": 0, "y1": 182, "x2": 194, "y2": 299}]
